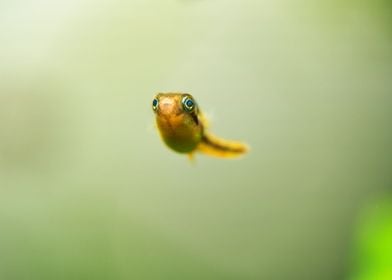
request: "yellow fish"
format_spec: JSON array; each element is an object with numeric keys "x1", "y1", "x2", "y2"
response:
[{"x1": 152, "y1": 93, "x2": 248, "y2": 159}]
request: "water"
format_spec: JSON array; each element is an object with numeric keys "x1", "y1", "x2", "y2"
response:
[{"x1": 0, "y1": 0, "x2": 391, "y2": 279}]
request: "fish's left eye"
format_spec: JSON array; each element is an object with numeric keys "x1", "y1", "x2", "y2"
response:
[
  {"x1": 182, "y1": 96, "x2": 195, "y2": 112},
  {"x1": 152, "y1": 98, "x2": 159, "y2": 111}
]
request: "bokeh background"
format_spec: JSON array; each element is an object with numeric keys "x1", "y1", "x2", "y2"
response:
[{"x1": 0, "y1": 0, "x2": 391, "y2": 279}]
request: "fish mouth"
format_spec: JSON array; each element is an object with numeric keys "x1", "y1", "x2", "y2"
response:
[{"x1": 157, "y1": 111, "x2": 185, "y2": 129}]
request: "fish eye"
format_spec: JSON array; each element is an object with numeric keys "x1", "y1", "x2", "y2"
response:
[
  {"x1": 182, "y1": 96, "x2": 195, "y2": 112},
  {"x1": 152, "y1": 98, "x2": 159, "y2": 111}
]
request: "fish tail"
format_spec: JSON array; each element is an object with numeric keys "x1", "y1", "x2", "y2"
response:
[{"x1": 197, "y1": 132, "x2": 249, "y2": 158}]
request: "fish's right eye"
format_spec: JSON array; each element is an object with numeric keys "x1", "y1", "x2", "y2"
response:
[{"x1": 152, "y1": 98, "x2": 159, "y2": 111}]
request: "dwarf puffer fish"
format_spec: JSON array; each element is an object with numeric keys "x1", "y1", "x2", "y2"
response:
[{"x1": 152, "y1": 93, "x2": 248, "y2": 159}]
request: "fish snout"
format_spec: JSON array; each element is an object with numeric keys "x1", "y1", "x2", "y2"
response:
[{"x1": 158, "y1": 97, "x2": 177, "y2": 115}]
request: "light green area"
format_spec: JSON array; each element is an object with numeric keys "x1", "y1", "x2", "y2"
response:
[
  {"x1": 0, "y1": 0, "x2": 391, "y2": 279},
  {"x1": 350, "y1": 200, "x2": 392, "y2": 280}
]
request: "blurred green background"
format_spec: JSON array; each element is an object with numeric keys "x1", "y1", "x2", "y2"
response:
[{"x1": 0, "y1": 0, "x2": 391, "y2": 279}]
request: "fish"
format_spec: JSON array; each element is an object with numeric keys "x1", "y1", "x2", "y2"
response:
[{"x1": 152, "y1": 93, "x2": 248, "y2": 159}]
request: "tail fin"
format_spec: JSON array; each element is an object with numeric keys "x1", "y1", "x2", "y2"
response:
[{"x1": 197, "y1": 132, "x2": 249, "y2": 158}]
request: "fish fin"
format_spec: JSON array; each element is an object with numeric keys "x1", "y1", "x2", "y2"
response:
[
  {"x1": 197, "y1": 132, "x2": 249, "y2": 159},
  {"x1": 187, "y1": 152, "x2": 196, "y2": 164},
  {"x1": 198, "y1": 110, "x2": 210, "y2": 129}
]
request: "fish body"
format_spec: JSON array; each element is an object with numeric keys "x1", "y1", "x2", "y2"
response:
[{"x1": 152, "y1": 93, "x2": 248, "y2": 158}]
